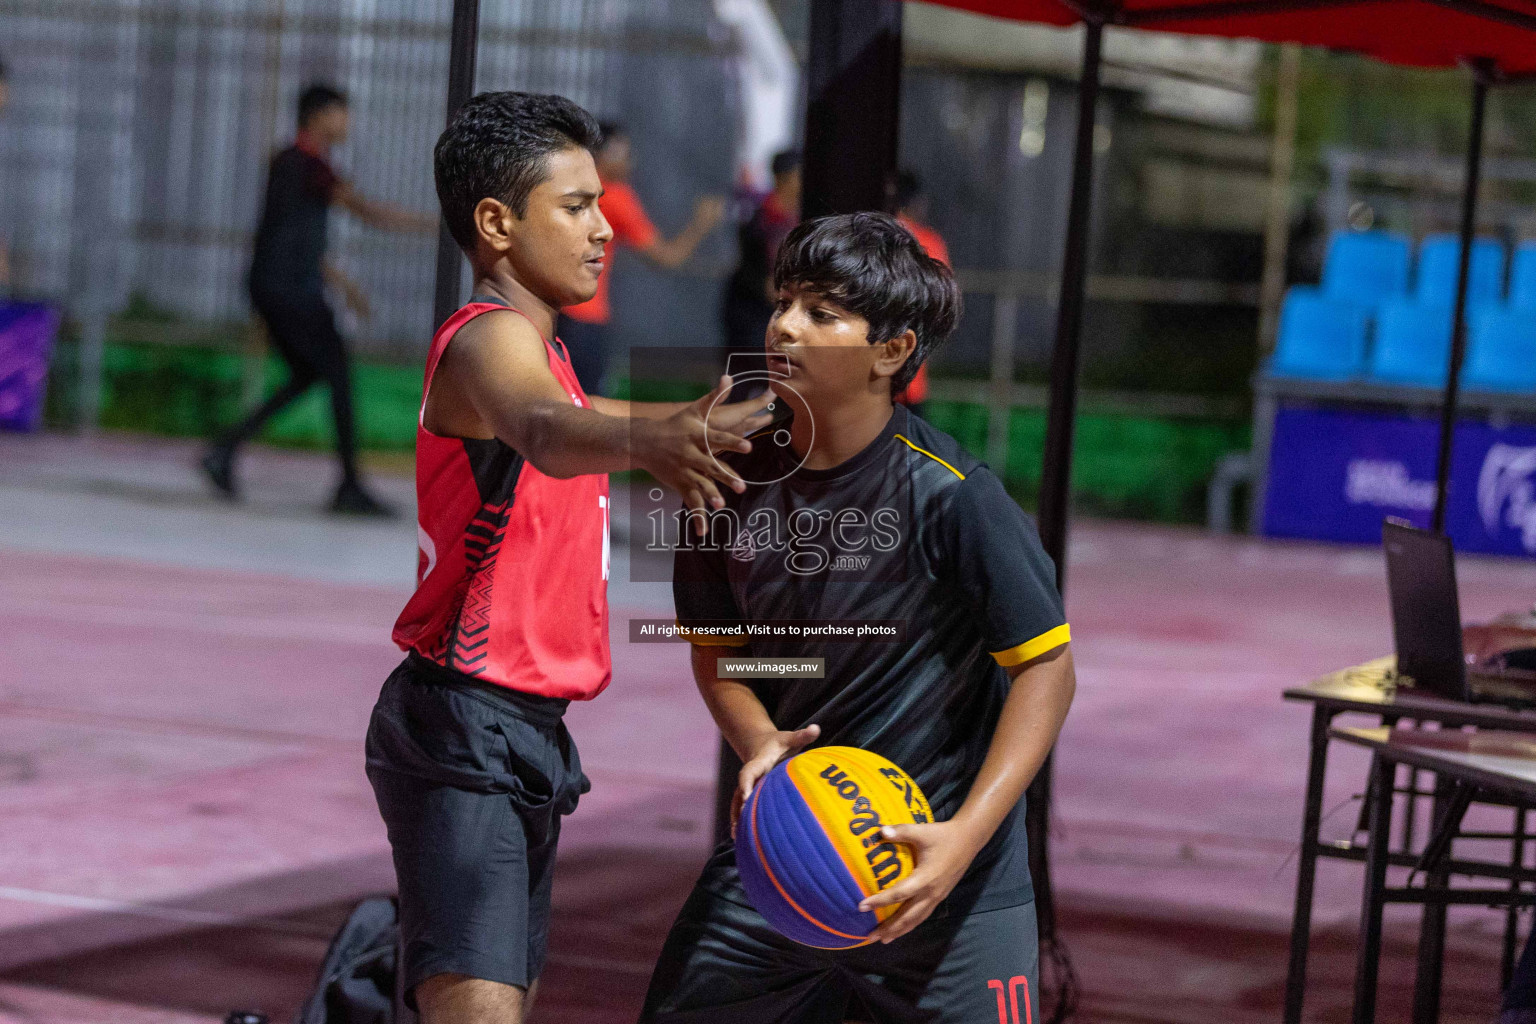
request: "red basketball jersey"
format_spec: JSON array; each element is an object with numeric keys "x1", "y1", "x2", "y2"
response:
[{"x1": 392, "y1": 300, "x2": 611, "y2": 700}]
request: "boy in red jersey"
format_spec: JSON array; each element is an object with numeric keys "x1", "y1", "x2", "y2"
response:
[{"x1": 366, "y1": 92, "x2": 773, "y2": 1024}]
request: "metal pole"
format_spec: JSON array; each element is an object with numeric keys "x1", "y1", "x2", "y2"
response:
[
  {"x1": 987, "y1": 294, "x2": 1019, "y2": 475},
  {"x1": 1431, "y1": 66, "x2": 1489, "y2": 535},
  {"x1": 1037, "y1": 20, "x2": 1102, "y2": 593},
  {"x1": 77, "y1": 313, "x2": 105, "y2": 434},
  {"x1": 1257, "y1": 44, "x2": 1301, "y2": 355},
  {"x1": 1030, "y1": 19, "x2": 1103, "y2": 955},
  {"x1": 801, "y1": 0, "x2": 903, "y2": 218},
  {"x1": 1282, "y1": 704, "x2": 1336, "y2": 1024},
  {"x1": 431, "y1": 0, "x2": 481, "y2": 331},
  {"x1": 1353, "y1": 754, "x2": 1395, "y2": 1024}
]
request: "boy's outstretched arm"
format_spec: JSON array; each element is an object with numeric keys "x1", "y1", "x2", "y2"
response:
[
  {"x1": 636, "y1": 196, "x2": 727, "y2": 270},
  {"x1": 434, "y1": 310, "x2": 774, "y2": 518},
  {"x1": 333, "y1": 182, "x2": 437, "y2": 233},
  {"x1": 859, "y1": 644, "x2": 1076, "y2": 943},
  {"x1": 589, "y1": 396, "x2": 691, "y2": 420},
  {"x1": 690, "y1": 644, "x2": 821, "y2": 836}
]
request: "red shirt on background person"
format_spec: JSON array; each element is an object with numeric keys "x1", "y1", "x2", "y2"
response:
[
  {"x1": 562, "y1": 178, "x2": 659, "y2": 326},
  {"x1": 896, "y1": 188, "x2": 951, "y2": 409},
  {"x1": 556, "y1": 124, "x2": 724, "y2": 395}
]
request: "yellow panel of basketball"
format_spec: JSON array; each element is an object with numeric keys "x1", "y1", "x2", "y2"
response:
[{"x1": 783, "y1": 746, "x2": 931, "y2": 922}]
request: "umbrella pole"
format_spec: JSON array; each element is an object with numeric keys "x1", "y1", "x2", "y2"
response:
[
  {"x1": 1416, "y1": 64, "x2": 1490, "y2": 1024},
  {"x1": 1038, "y1": 17, "x2": 1103, "y2": 604},
  {"x1": 1430, "y1": 66, "x2": 1488, "y2": 535},
  {"x1": 1030, "y1": 18, "x2": 1103, "y2": 1019},
  {"x1": 431, "y1": 0, "x2": 481, "y2": 331}
]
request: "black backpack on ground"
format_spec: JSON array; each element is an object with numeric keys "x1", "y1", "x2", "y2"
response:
[{"x1": 294, "y1": 895, "x2": 409, "y2": 1024}]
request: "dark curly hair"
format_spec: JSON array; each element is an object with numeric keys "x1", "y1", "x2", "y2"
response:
[
  {"x1": 297, "y1": 83, "x2": 346, "y2": 127},
  {"x1": 434, "y1": 91, "x2": 603, "y2": 252},
  {"x1": 773, "y1": 212, "x2": 961, "y2": 390}
]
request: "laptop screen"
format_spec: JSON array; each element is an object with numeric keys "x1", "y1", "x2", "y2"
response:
[{"x1": 1383, "y1": 520, "x2": 1467, "y2": 701}]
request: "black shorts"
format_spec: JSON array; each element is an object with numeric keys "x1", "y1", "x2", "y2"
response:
[
  {"x1": 639, "y1": 878, "x2": 1038, "y2": 1024},
  {"x1": 365, "y1": 654, "x2": 589, "y2": 1004}
]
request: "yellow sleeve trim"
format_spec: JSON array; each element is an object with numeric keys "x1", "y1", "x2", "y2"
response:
[
  {"x1": 893, "y1": 434, "x2": 966, "y2": 480},
  {"x1": 675, "y1": 623, "x2": 750, "y2": 647},
  {"x1": 991, "y1": 624, "x2": 1071, "y2": 667}
]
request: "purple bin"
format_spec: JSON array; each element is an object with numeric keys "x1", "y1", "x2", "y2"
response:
[{"x1": 0, "y1": 302, "x2": 60, "y2": 433}]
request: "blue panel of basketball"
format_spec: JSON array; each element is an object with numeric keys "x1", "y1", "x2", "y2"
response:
[
  {"x1": 735, "y1": 760, "x2": 874, "y2": 948},
  {"x1": 759, "y1": 761, "x2": 874, "y2": 938},
  {"x1": 737, "y1": 781, "x2": 843, "y2": 947}
]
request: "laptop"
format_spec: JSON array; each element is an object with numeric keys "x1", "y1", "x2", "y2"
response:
[{"x1": 1383, "y1": 518, "x2": 1536, "y2": 706}]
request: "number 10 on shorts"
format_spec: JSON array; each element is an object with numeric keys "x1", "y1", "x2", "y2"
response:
[{"x1": 987, "y1": 976, "x2": 1031, "y2": 1024}]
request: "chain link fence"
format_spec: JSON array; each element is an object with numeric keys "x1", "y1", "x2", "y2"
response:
[{"x1": 0, "y1": 0, "x2": 735, "y2": 357}]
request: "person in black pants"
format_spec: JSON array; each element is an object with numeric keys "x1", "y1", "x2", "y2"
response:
[
  {"x1": 203, "y1": 83, "x2": 432, "y2": 515},
  {"x1": 720, "y1": 149, "x2": 800, "y2": 375}
]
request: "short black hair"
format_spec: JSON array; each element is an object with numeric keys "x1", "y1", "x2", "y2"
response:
[
  {"x1": 893, "y1": 169, "x2": 921, "y2": 211},
  {"x1": 297, "y1": 83, "x2": 346, "y2": 126},
  {"x1": 434, "y1": 91, "x2": 603, "y2": 253},
  {"x1": 771, "y1": 148, "x2": 802, "y2": 178},
  {"x1": 773, "y1": 212, "x2": 960, "y2": 391}
]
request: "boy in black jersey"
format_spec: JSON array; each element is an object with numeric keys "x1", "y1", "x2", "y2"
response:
[{"x1": 640, "y1": 213, "x2": 1077, "y2": 1024}]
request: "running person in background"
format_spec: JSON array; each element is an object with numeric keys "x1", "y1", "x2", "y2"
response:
[
  {"x1": 720, "y1": 148, "x2": 801, "y2": 360},
  {"x1": 202, "y1": 83, "x2": 435, "y2": 515},
  {"x1": 368, "y1": 92, "x2": 773, "y2": 1024},
  {"x1": 892, "y1": 170, "x2": 950, "y2": 420},
  {"x1": 642, "y1": 213, "x2": 1075, "y2": 1024},
  {"x1": 557, "y1": 122, "x2": 725, "y2": 396}
]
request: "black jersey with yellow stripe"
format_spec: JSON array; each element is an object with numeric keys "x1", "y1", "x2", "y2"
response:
[{"x1": 673, "y1": 404, "x2": 1068, "y2": 913}]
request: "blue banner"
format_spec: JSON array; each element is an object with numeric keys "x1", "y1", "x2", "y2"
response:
[{"x1": 1264, "y1": 405, "x2": 1536, "y2": 558}]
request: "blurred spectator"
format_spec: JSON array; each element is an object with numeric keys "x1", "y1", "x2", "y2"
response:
[
  {"x1": 892, "y1": 169, "x2": 950, "y2": 419},
  {"x1": 0, "y1": 54, "x2": 10, "y2": 291},
  {"x1": 1286, "y1": 199, "x2": 1326, "y2": 288},
  {"x1": 558, "y1": 122, "x2": 725, "y2": 396},
  {"x1": 202, "y1": 83, "x2": 432, "y2": 516},
  {"x1": 722, "y1": 148, "x2": 801, "y2": 359}
]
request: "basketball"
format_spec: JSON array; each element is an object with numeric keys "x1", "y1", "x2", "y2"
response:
[{"x1": 735, "y1": 745, "x2": 934, "y2": 948}]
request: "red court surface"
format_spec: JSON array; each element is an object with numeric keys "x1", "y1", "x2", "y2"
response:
[{"x1": 3, "y1": 436, "x2": 1536, "y2": 1022}]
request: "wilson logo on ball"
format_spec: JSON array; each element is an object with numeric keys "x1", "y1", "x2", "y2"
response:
[
  {"x1": 736, "y1": 746, "x2": 933, "y2": 948},
  {"x1": 817, "y1": 763, "x2": 902, "y2": 889}
]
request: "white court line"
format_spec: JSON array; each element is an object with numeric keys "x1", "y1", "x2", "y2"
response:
[
  {"x1": 0, "y1": 885, "x2": 334, "y2": 938},
  {"x1": 0, "y1": 886, "x2": 656, "y2": 975},
  {"x1": 0, "y1": 596, "x2": 388, "y2": 646}
]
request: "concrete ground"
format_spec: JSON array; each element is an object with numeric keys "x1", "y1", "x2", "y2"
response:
[{"x1": 2, "y1": 431, "x2": 1535, "y2": 1023}]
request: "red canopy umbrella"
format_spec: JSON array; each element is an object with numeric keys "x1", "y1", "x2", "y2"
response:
[
  {"x1": 919, "y1": 0, "x2": 1536, "y2": 567},
  {"x1": 936, "y1": 0, "x2": 1536, "y2": 75}
]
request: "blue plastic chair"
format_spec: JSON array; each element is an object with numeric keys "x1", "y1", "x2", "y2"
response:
[
  {"x1": 1510, "y1": 243, "x2": 1536, "y2": 310},
  {"x1": 1464, "y1": 306, "x2": 1536, "y2": 392},
  {"x1": 1270, "y1": 286, "x2": 1371, "y2": 380},
  {"x1": 1321, "y1": 230, "x2": 1411, "y2": 304},
  {"x1": 1415, "y1": 234, "x2": 1506, "y2": 306},
  {"x1": 1367, "y1": 299, "x2": 1454, "y2": 387}
]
